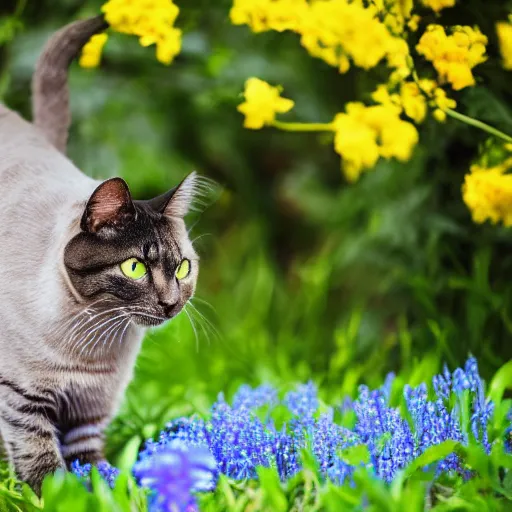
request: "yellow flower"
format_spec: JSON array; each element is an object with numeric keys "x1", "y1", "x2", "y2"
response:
[
  {"x1": 407, "y1": 15, "x2": 421, "y2": 32},
  {"x1": 416, "y1": 24, "x2": 487, "y2": 90},
  {"x1": 400, "y1": 82, "x2": 427, "y2": 123},
  {"x1": 430, "y1": 87, "x2": 456, "y2": 122},
  {"x1": 332, "y1": 102, "x2": 418, "y2": 181},
  {"x1": 397, "y1": 0, "x2": 414, "y2": 18},
  {"x1": 230, "y1": 0, "x2": 405, "y2": 74},
  {"x1": 372, "y1": 80, "x2": 455, "y2": 124},
  {"x1": 333, "y1": 106, "x2": 380, "y2": 182},
  {"x1": 230, "y1": 0, "x2": 308, "y2": 32},
  {"x1": 153, "y1": 28, "x2": 182, "y2": 64},
  {"x1": 496, "y1": 20, "x2": 512, "y2": 70},
  {"x1": 421, "y1": 0, "x2": 456, "y2": 13},
  {"x1": 386, "y1": 37, "x2": 411, "y2": 78},
  {"x1": 80, "y1": 0, "x2": 182, "y2": 66},
  {"x1": 462, "y1": 161, "x2": 512, "y2": 226},
  {"x1": 300, "y1": 0, "x2": 402, "y2": 72},
  {"x1": 79, "y1": 34, "x2": 109, "y2": 68},
  {"x1": 379, "y1": 116, "x2": 418, "y2": 160},
  {"x1": 371, "y1": 84, "x2": 400, "y2": 107},
  {"x1": 238, "y1": 78, "x2": 295, "y2": 129}
]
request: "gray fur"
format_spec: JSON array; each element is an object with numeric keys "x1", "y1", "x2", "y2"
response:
[{"x1": 0, "y1": 18, "x2": 202, "y2": 493}]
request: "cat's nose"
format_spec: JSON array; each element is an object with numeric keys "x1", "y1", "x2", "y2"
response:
[{"x1": 159, "y1": 300, "x2": 178, "y2": 318}]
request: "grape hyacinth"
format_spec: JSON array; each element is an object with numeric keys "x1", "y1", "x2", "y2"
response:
[
  {"x1": 70, "y1": 460, "x2": 120, "y2": 488},
  {"x1": 73, "y1": 357, "x2": 502, "y2": 511},
  {"x1": 133, "y1": 440, "x2": 217, "y2": 512}
]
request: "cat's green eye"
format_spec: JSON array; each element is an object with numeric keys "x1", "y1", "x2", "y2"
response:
[
  {"x1": 120, "y1": 258, "x2": 147, "y2": 280},
  {"x1": 175, "y1": 259, "x2": 190, "y2": 280}
]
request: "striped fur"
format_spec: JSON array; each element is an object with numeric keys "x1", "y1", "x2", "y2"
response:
[{"x1": 0, "y1": 18, "x2": 203, "y2": 493}]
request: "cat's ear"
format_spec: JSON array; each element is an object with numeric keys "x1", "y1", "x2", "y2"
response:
[
  {"x1": 81, "y1": 178, "x2": 136, "y2": 233},
  {"x1": 148, "y1": 172, "x2": 198, "y2": 218}
]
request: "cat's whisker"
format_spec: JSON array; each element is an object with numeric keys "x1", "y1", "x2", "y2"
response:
[
  {"x1": 188, "y1": 299, "x2": 220, "y2": 346},
  {"x1": 61, "y1": 308, "x2": 100, "y2": 340},
  {"x1": 183, "y1": 305, "x2": 200, "y2": 353},
  {"x1": 50, "y1": 297, "x2": 115, "y2": 338},
  {"x1": 51, "y1": 307, "x2": 92, "y2": 338},
  {"x1": 116, "y1": 320, "x2": 132, "y2": 351},
  {"x1": 128, "y1": 308, "x2": 167, "y2": 324},
  {"x1": 185, "y1": 303, "x2": 214, "y2": 348},
  {"x1": 60, "y1": 303, "x2": 125, "y2": 339},
  {"x1": 190, "y1": 296, "x2": 217, "y2": 313},
  {"x1": 191, "y1": 233, "x2": 212, "y2": 245},
  {"x1": 95, "y1": 317, "x2": 128, "y2": 357},
  {"x1": 65, "y1": 306, "x2": 130, "y2": 352},
  {"x1": 105, "y1": 319, "x2": 128, "y2": 354},
  {"x1": 82, "y1": 311, "x2": 129, "y2": 341},
  {"x1": 186, "y1": 301, "x2": 220, "y2": 342},
  {"x1": 77, "y1": 312, "x2": 130, "y2": 356},
  {"x1": 100, "y1": 316, "x2": 127, "y2": 348},
  {"x1": 52, "y1": 298, "x2": 106, "y2": 326}
]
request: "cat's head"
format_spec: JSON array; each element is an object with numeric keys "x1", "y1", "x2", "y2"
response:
[{"x1": 63, "y1": 173, "x2": 201, "y2": 327}]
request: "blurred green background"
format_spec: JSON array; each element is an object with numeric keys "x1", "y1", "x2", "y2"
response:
[{"x1": 2, "y1": 0, "x2": 512, "y2": 456}]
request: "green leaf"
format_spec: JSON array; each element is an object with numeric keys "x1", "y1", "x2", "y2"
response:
[
  {"x1": 256, "y1": 467, "x2": 288, "y2": 512},
  {"x1": 489, "y1": 359, "x2": 512, "y2": 403},
  {"x1": 503, "y1": 470, "x2": 512, "y2": 495},
  {"x1": 404, "y1": 441, "x2": 459, "y2": 477},
  {"x1": 340, "y1": 444, "x2": 371, "y2": 466},
  {"x1": 114, "y1": 435, "x2": 142, "y2": 472},
  {"x1": 353, "y1": 467, "x2": 394, "y2": 512}
]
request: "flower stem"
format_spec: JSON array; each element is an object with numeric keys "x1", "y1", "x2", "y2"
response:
[
  {"x1": 272, "y1": 120, "x2": 334, "y2": 132},
  {"x1": 444, "y1": 108, "x2": 512, "y2": 144}
]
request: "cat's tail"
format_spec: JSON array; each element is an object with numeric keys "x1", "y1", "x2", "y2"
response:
[{"x1": 32, "y1": 16, "x2": 108, "y2": 154}]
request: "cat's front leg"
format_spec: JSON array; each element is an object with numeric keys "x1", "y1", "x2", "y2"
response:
[
  {"x1": 0, "y1": 378, "x2": 64, "y2": 494},
  {"x1": 60, "y1": 420, "x2": 107, "y2": 467}
]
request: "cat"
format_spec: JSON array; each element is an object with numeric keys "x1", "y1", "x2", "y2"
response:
[{"x1": 0, "y1": 15, "x2": 205, "y2": 492}]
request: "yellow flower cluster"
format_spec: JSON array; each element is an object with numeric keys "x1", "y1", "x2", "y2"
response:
[
  {"x1": 238, "y1": 78, "x2": 295, "y2": 129},
  {"x1": 462, "y1": 160, "x2": 512, "y2": 226},
  {"x1": 230, "y1": 0, "x2": 308, "y2": 33},
  {"x1": 230, "y1": 0, "x2": 405, "y2": 73},
  {"x1": 415, "y1": 79, "x2": 457, "y2": 122},
  {"x1": 79, "y1": 34, "x2": 109, "y2": 68},
  {"x1": 371, "y1": 0, "x2": 414, "y2": 36},
  {"x1": 421, "y1": 0, "x2": 456, "y2": 13},
  {"x1": 416, "y1": 25, "x2": 488, "y2": 90},
  {"x1": 496, "y1": 19, "x2": 512, "y2": 70},
  {"x1": 372, "y1": 80, "x2": 456, "y2": 124},
  {"x1": 80, "y1": 0, "x2": 182, "y2": 68},
  {"x1": 332, "y1": 102, "x2": 418, "y2": 182},
  {"x1": 301, "y1": 0, "x2": 404, "y2": 72}
]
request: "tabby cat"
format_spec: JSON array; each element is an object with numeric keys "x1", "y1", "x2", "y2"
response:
[{"x1": 0, "y1": 16, "x2": 203, "y2": 492}]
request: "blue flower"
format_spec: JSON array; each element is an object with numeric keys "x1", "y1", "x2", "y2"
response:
[
  {"x1": 470, "y1": 375, "x2": 494, "y2": 454},
  {"x1": 355, "y1": 385, "x2": 414, "y2": 482},
  {"x1": 285, "y1": 381, "x2": 319, "y2": 418},
  {"x1": 207, "y1": 399, "x2": 276, "y2": 479},
  {"x1": 232, "y1": 384, "x2": 278, "y2": 411},
  {"x1": 70, "y1": 460, "x2": 92, "y2": 479},
  {"x1": 133, "y1": 440, "x2": 217, "y2": 512},
  {"x1": 433, "y1": 365, "x2": 451, "y2": 401},
  {"x1": 452, "y1": 368, "x2": 471, "y2": 394},
  {"x1": 274, "y1": 429, "x2": 300, "y2": 480},
  {"x1": 71, "y1": 459, "x2": 120, "y2": 488},
  {"x1": 313, "y1": 409, "x2": 358, "y2": 482},
  {"x1": 129, "y1": 357, "x2": 496, "y2": 508}
]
